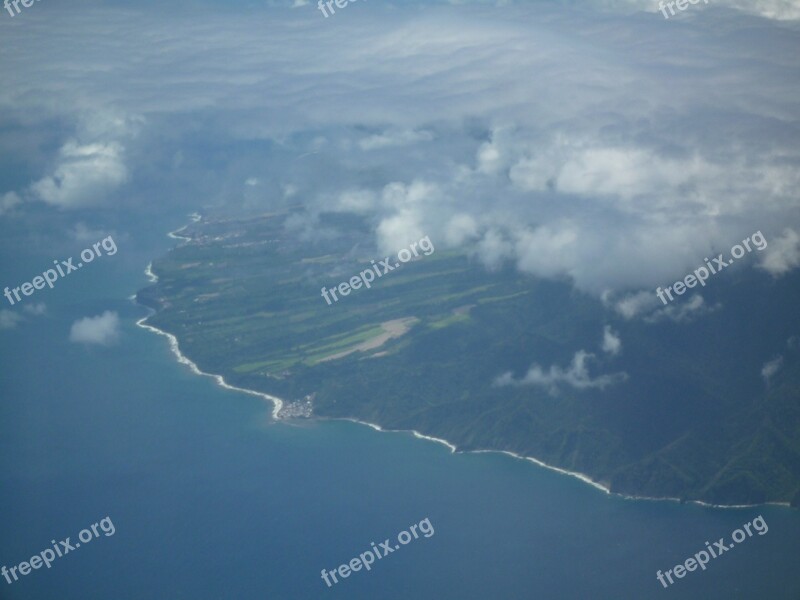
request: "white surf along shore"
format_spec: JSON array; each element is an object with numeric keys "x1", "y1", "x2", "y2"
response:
[
  {"x1": 326, "y1": 420, "x2": 789, "y2": 509},
  {"x1": 135, "y1": 222, "x2": 790, "y2": 511},
  {"x1": 136, "y1": 226, "x2": 283, "y2": 419}
]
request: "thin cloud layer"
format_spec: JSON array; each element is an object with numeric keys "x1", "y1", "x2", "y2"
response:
[{"x1": 594, "y1": 0, "x2": 800, "y2": 20}]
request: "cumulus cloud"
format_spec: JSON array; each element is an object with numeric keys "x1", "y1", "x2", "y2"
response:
[
  {"x1": 31, "y1": 141, "x2": 128, "y2": 209},
  {"x1": 761, "y1": 355, "x2": 783, "y2": 385},
  {"x1": 0, "y1": 303, "x2": 47, "y2": 329},
  {"x1": 22, "y1": 111, "x2": 140, "y2": 210},
  {"x1": 0, "y1": 310, "x2": 23, "y2": 330},
  {"x1": 23, "y1": 303, "x2": 47, "y2": 316},
  {"x1": 69, "y1": 311, "x2": 121, "y2": 345},
  {"x1": 453, "y1": 127, "x2": 800, "y2": 295},
  {"x1": 602, "y1": 325, "x2": 622, "y2": 356},
  {"x1": 444, "y1": 214, "x2": 479, "y2": 246},
  {"x1": 759, "y1": 228, "x2": 800, "y2": 277},
  {"x1": 71, "y1": 222, "x2": 108, "y2": 242},
  {"x1": 494, "y1": 350, "x2": 628, "y2": 395},
  {"x1": 513, "y1": 225, "x2": 580, "y2": 281},
  {"x1": 606, "y1": 288, "x2": 720, "y2": 323},
  {"x1": 0, "y1": 192, "x2": 20, "y2": 216},
  {"x1": 508, "y1": 140, "x2": 700, "y2": 202},
  {"x1": 645, "y1": 294, "x2": 720, "y2": 324},
  {"x1": 474, "y1": 229, "x2": 514, "y2": 270},
  {"x1": 374, "y1": 181, "x2": 441, "y2": 253},
  {"x1": 609, "y1": 290, "x2": 660, "y2": 320}
]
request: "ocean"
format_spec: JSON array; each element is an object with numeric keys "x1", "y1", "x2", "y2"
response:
[{"x1": 1, "y1": 217, "x2": 799, "y2": 600}]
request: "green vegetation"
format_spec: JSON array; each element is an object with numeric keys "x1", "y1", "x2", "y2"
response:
[{"x1": 138, "y1": 210, "x2": 800, "y2": 507}]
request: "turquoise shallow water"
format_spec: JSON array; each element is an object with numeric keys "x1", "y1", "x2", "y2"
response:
[{"x1": 1, "y1": 223, "x2": 799, "y2": 600}]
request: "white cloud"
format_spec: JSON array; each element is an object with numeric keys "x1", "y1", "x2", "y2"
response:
[
  {"x1": 513, "y1": 224, "x2": 580, "y2": 280},
  {"x1": 474, "y1": 228, "x2": 514, "y2": 270},
  {"x1": 606, "y1": 289, "x2": 719, "y2": 323},
  {"x1": 477, "y1": 138, "x2": 504, "y2": 175},
  {"x1": 69, "y1": 311, "x2": 121, "y2": 345},
  {"x1": 358, "y1": 129, "x2": 433, "y2": 151},
  {"x1": 376, "y1": 208, "x2": 426, "y2": 255},
  {"x1": 282, "y1": 183, "x2": 298, "y2": 199},
  {"x1": 0, "y1": 303, "x2": 47, "y2": 328},
  {"x1": 31, "y1": 141, "x2": 128, "y2": 209},
  {"x1": 23, "y1": 303, "x2": 47, "y2": 316},
  {"x1": 759, "y1": 228, "x2": 800, "y2": 277},
  {"x1": 444, "y1": 214, "x2": 479, "y2": 246},
  {"x1": 761, "y1": 355, "x2": 783, "y2": 385},
  {"x1": 337, "y1": 189, "x2": 377, "y2": 214},
  {"x1": 283, "y1": 212, "x2": 338, "y2": 244},
  {"x1": 597, "y1": 0, "x2": 800, "y2": 20},
  {"x1": 0, "y1": 192, "x2": 20, "y2": 216},
  {"x1": 0, "y1": 4, "x2": 798, "y2": 299},
  {"x1": 0, "y1": 310, "x2": 23, "y2": 330},
  {"x1": 71, "y1": 222, "x2": 107, "y2": 242},
  {"x1": 23, "y1": 111, "x2": 140, "y2": 210},
  {"x1": 494, "y1": 350, "x2": 628, "y2": 395},
  {"x1": 646, "y1": 294, "x2": 720, "y2": 324},
  {"x1": 602, "y1": 325, "x2": 622, "y2": 356},
  {"x1": 375, "y1": 181, "x2": 440, "y2": 253},
  {"x1": 611, "y1": 290, "x2": 660, "y2": 320}
]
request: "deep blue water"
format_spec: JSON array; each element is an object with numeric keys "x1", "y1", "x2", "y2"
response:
[{"x1": 1, "y1": 219, "x2": 799, "y2": 600}]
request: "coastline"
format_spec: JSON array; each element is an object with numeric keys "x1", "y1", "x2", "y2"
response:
[
  {"x1": 135, "y1": 219, "x2": 792, "y2": 511},
  {"x1": 144, "y1": 262, "x2": 157, "y2": 283},
  {"x1": 339, "y1": 417, "x2": 790, "y2": 510},
  {"x1": 167, "y1": 226, "x2": 192, "y2": 243},
  {"x1": 136, "y1": 241, "x2": 283, "y2": 419},
  {"x1": 135, "y1": 280, "x2": 791, "y2": 509},
  {"x1": 135, "y1": 311, "x2": 284, "y2": 420}
]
